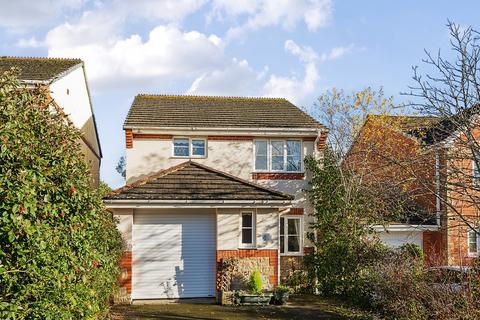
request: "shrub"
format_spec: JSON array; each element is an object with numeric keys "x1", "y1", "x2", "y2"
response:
[
  {"x1": 0, "y1": 70, "x2": 123, "y2": 319},
  {"x1": 249, "y1": 271, "x2": 263, "y2": 294},
  {"x1": 361, "y1": 252, "x2": 480, "y2": 319},
  {"x1": 398, "y1": 243, "x2": 423, "y2": 259}
]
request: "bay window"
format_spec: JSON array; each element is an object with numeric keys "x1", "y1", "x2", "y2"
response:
[
  {"x1": 280, "y1": 217, "x2": 302, "y2": 255},
  {"x1": 254, "y1": 140, "x2": 302, "y2": 172}
]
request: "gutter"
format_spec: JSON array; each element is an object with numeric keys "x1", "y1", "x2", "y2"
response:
[
  {"x1": 371, "y1": 224, "x2": 440, "y2": 232},
  {"x1": 104, "y1": 199, "x2": 292, "y2": 209},
  {"x1": 125, "y1": 126, "x2": 325, "y2": 135},
  {"x1": 435, "y1": 150, "x2": 441, "y2": 226}
]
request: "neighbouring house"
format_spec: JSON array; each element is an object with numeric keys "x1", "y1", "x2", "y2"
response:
[
  {"x1": 103, "y1": 95, "x2": 328, "y2": 301},
  {"x1": 345, "y1": 113, "x2": 480, "y2": 267},
  {"x1": 0, "y1": 56, "x2": 102, "y2": 186}
]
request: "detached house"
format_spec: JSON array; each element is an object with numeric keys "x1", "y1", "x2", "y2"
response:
[
  {"x1": 0, "y1": 57, "x2": 102, "y2": 185},
  {"x1": 346, "y1": 114, "x2": 480, "y2": 267},
  {"x1": 104, "y1": 95, "x2": 327, "y2": 301}
]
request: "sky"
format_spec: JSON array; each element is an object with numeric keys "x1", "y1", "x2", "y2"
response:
[{"x1": 0, "y1": 0, "x2": 478, "y2": 188}]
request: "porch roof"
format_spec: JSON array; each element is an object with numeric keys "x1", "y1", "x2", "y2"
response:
[{"x1": 104, "y1": 161, "x2": 293, "y2": 203}]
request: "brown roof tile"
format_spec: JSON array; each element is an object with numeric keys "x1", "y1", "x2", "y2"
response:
[
  {"x1": 124, "y1": 94, "x2": 324, "y2": 129},
  {"x1": 104, "y1": 161, "x2": 293, "y2": 201},
  {"x1": 0, "y1": 56, "x2": 82, "y2": 81}
]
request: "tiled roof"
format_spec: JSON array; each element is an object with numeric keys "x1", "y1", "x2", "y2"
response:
[
  {"x1": 369, "y1": 115, "x2": 442, "y2": 144},
  {"x1": 124, "y1": 94, "x2": 324, "y2": 129},
  {"x1": 104, "y1": 161, "x2": 293, "y2": 201},
  {"x1": 0, "y1": 56, "x2": 82, "y2": 82}
]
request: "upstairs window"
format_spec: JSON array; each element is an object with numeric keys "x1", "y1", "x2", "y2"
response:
[
  {"x1": 254, "y1": 140, "x2": 302, "y2": 172},
  {"x1": 468, "y1": 230, "x2": 479, "y2": 256},
  {"x1": 173, "y1": 138, "x2": 206, "y2": 158},
  {"x1": 240, "y1": 212, "x2": 255, "y2": 247}
]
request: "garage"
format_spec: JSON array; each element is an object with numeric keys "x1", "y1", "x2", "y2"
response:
[{"x1": 132, "y1": 209, "x2": 216, "y2": 299}]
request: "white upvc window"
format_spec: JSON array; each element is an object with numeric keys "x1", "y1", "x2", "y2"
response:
[
  {"x1": 240, "y1": 212, "x2": 256, "y2": 248},
  {"x1": 172, "y1": 137, "x2": 206, "y2": 158},
  {"x1": 473, "y1": 159, "x2": 480, "y2": 186},
  {"x1": 280, "y1": 216, "x2": 303, "y2": 255},
  {"x1": 468, "y1": 230, "x2": 479, "y2": 256},
  {"x1": 253, "y1": 139, "x2": 302, "y2": 172}
]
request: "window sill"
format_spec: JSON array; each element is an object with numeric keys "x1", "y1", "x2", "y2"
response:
[
  {"x1": 280, "y1": 252, "x2": 303, "y2": 257},
  {"x1": 239, "y1": 246, "x2": 257, "y2": 250},
  {"x1": 467, "y1": 253, "x2": 479, "y2": 258},
  {"x1": 252, "y1": 172, "x2": 305, "y2": 180},
  {"x1": 171, "y1": 156, "x2": 207, "y2": 159}
]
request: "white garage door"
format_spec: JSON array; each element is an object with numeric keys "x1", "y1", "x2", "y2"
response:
[
  {"x1": 378, "y1": 231, "x2": 423, "y2": 249},
  {"x1": 132, "y1": 211, "x2": 216, "y2": 299}
]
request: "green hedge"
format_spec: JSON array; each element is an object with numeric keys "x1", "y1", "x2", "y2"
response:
[{"x1": 0, "y1": 70, "x2": 123, "y2": 319}]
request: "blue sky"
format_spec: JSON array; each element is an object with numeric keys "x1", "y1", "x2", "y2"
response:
[{"x1": 0, "y1": 0, "x2": 478, "y2": 188}]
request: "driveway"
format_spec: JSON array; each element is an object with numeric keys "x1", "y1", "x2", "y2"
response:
[{"x1": 110, "y1": 295, "x2": 375, "y2": 320}]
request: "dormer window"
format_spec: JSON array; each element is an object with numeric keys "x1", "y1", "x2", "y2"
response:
[
  {"x1": 173, "y1": 137, "x2": 206, "y2": 158},
  {"x1": 254, "y1": 139, "x2": 302, "y2": 172}
]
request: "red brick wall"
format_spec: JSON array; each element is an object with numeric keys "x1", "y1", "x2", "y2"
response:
[
  {"x1": 119, "y1": 251, "x2": 132, "y2": 294},
  {"x1": 288, "y1": 208, "x2": 304, "y2": 215},
  {"x1": 216, "y1": 249, "x2": 278, "y2": 289},
  {"x1": 423, "y1": 231, "x2": 445, "y2": 266},
  {"x1": 125, "y1": 129, "x2": 133, "y2": 149}
]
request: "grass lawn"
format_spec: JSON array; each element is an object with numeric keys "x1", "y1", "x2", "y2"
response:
[{"x1": 110, "y1": 294, "x2": 377, "y2": 320}]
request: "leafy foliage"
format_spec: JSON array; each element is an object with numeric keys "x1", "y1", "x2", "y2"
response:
[
  {"x1": 304, "y1": 151, "x2": 385, "y2": 298},
  {"x1": 249, "y1": 271, "x2": 263, "y2": 294},
  {"x1": 0, "y1": 70, "x2": 123, "y2": 319}
]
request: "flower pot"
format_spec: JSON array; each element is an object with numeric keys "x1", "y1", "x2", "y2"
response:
[
  {"x1": 274, "y1": 291, "x2": 290, "y2": 305},
  {"x1": 239, "y1": 294, "x2": 272, "y2": 306}
]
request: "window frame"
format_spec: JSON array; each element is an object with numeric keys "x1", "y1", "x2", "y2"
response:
[
  {"x1": 473, "y1": 159, "x2": 480, "y2": 186},
  {"x1": 239, "y1": 211, "x2": 256, "y2": 249},
  {"x1": 279, "y1": 216, "x2": 303, "y2": 256},
  {"x1": 468, "y1": 229, "x2": 479, "y2": 257},
  {"x1": 253, "y1": 139, "x2": 303, "y2": 173},
  {"x1": 172, "y1": 137, "x2": 207, "y2": 158}
]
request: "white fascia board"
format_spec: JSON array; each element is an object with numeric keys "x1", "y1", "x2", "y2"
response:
[
  {"x1": 125, "y1": 126, "x2": 324, "y2": 137},
  {"x1": 104, "y1": 199, "x2": 292, "y2": 209},
  {"x1": 371, "y1": 224, "x2": 439, "y2": 232}
]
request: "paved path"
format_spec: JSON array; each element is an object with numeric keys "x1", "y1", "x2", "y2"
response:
[{"x1": 110, "y1": 294, "x2": 374, "y2": 320}]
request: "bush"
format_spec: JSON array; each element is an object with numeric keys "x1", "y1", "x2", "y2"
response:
[
  {"x1": 0, "y1": 70, "x2": 123, "y2": 319},
  {"x1": 361, "y1": 252, "x2": 480, "y2": 319},
  {"x1": 249, "y1": 271, "x2": 263, "y2": 294}
]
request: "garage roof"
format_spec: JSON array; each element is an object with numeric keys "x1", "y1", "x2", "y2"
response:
[{"x1": 104, "y1": 161, "x2": 293, "y2": 202}]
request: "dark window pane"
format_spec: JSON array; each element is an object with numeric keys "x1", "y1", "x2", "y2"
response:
[
  {"x1": 242, "y1": 229, "x2": 252, "y2": 244},
  {"x1": 272, "y1": 156, "x2": 284, "y2": 170},
  {"x1": 469, "y1": 232, "x2": 478, "y2": 253},
  {"x1": 192, "y1": 139, "x2": 205, "y2": 156},
  {"x1": 173, "y1": 138, "x2": 189, "y2": 156},
  {"x1": 242, "y1": 213, "x2": 252, "y2": 227},
  {"x1": 286, "y1": 156, "x2": 301, "y2": 171},
  {"x1": 280, "y1": 235, "x2": 285, "y2": 253},
  {"x1": 255, "y1": 155, "x2": 267, "y2": 170},
  {"x1": 288, "y1": 235, "x2": 300, "y2": 252},
  {"x1": 280, "y1": 218, "x2": 285, "y2": 235},
  {"x1": 288, "y1": 219, "x2": 300, "y2": 235}
]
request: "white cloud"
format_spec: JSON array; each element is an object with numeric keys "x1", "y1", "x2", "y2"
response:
[
  {"x1": 320, "y1": 44, "x2": 355, "y2": 61},
  {"x1": 284, "y1": 39, "x2": 318, "y2": 63},
  {"x1": 209, "y1": 0, "x2": 333, "y2": 39},
  {"x1": 15, "y1": 37, "x2": 42, "y2": 48},
  {"x1": 188, "y1": 58, "x2": 267, "y2": 96},
  {"x1": 47, "y1": 24, "x2": 226, "y2": 90},
  {"x1": 0, "y1": 0, "x2": 87, "y2": 29}
]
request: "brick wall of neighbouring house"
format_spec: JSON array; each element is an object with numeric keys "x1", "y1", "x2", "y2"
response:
[
  {"x1": 423, "y1": 231, "x2": 446, "y2": 266},
  {"x1": 216, "y1": 249, "x2": 278, "y2": 289},
  {"x1": 119, "y1": 251, "x2": 132, "y2": 294},
  {"x1": 446, "y1": 215, "x2": 480, "y2": 266}
]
